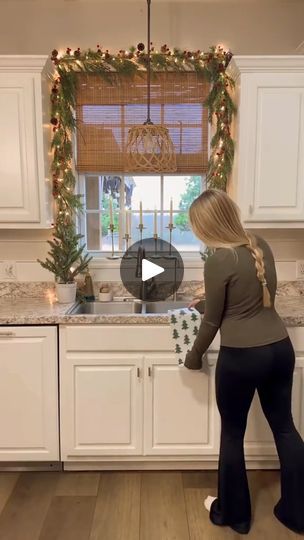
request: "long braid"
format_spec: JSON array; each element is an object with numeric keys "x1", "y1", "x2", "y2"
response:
[{"x1": 245, "y1": 233, "x2": 272, "y2": 308}]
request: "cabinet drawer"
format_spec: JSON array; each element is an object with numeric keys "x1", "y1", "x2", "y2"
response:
[
  {"x1": 61, "y1": 325, "x2": 220, "y2": 352},
  {"x1": 62, "y1": 325, "x2": 173, "y2": 352}
]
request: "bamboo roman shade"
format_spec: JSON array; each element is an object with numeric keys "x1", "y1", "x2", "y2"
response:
[{"x1": 76, "y1": 72, "x2": 209, "y2": 173}]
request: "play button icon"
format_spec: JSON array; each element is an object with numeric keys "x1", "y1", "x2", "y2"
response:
[
  {"x1": 120, "y1": 237, "x2": 184, "y2": 302},
  {"x1": 142, "y1": 259, "x2": 164, "y2": 281}
]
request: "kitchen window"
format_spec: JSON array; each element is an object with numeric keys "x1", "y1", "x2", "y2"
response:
[
  {"x1": 78, "y1": 174, "x2": 205, "y2": 254},
  {"x1": 75, "y1": 71, "x2": 209, "y2": 255}
]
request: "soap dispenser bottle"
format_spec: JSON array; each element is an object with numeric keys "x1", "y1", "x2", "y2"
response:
[{"x1": 83, "y1": 270, "x2": 95, "y2": 302}]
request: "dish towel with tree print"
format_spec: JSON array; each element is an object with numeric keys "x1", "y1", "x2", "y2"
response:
[{"x1": 168, "y1": 307, "x2": 201, "y2": 366}]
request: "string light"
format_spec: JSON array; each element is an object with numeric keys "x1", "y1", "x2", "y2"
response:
[{"x1": 50, "y1": 43, "x2": 234, "y2": 233}]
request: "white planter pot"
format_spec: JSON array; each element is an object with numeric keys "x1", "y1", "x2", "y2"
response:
[{"x1": 55, "y1": 282, "x2": 77, "y2": 304}]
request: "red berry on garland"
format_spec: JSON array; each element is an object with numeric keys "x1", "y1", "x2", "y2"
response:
[
  {"x1": 51, "y1": 49, "x2": 58, "y2": 59},
  {"x1": 74, "y1": 47, "x2": 81, "y2": 57},
  {"x1": 50, "y1": 117, "x2": 58, "y2": 126},
  {"x1": 66, "y1": 47, "x2": 71, "y2": 55},
  {"x1": 137, "y1": 42, "x2": 145, "y2": 51},
  {"x1": 51, "y1": 87, "x2": 58, "y2": 94}
]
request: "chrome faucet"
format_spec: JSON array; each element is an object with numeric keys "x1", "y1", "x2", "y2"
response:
[
  {"x1": 135, "y1": 245, "x2": 147, "y2": 301},
  {"x1": 135, "y1": 245, "x2": 145, "y2": 279},
  {"x1": 135, "y1": 245, "x2": 157, "y2": 301}
]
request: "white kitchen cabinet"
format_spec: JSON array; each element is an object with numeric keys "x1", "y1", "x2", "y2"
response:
[
  {"x1": 227, "y1": 57, "x2": 304, "y2": 227},
  {"x1": 144, "y1": 352, "x2": 219, "y2": 456},
  {"x1": 0, "y1": 326, "x2": 59, "y2": 461},
  {"x1": 0, "y1": 56, "x2": 53, "y2": 228},
  {"x1": 59, "y1": 350, "x2": 143, "y2": 459},
  {"x1": 59, "y1": 325, "x2": 218, "y2": 463},
  {"x1": 59, "y1": 325, "x2": 304, "y2": 470}
]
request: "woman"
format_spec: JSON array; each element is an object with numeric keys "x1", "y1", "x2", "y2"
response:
[{"x1": 184, "y1": 189, "x2": 304, "y2": 535}]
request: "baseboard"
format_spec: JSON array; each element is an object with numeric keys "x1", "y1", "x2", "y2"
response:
[
  {"x1": 0, "y1": 461, "x2": 63, "y2": 472},
  {"x1": 63, "y1": 459, "x2": 280, "y2": 471}
]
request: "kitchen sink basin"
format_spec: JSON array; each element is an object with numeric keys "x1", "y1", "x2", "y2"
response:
[
  {"x1": 68, "y1": 301, "x2": 142, "y2": 315},
  {"x1": 142, "y1": 300, "x2": 188, "y2": 313},
  {"x1": 68, "y1": 299, "x2": 203, "y2": 315}
]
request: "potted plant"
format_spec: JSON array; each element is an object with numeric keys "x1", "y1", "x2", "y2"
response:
[{"x1": 38, "y1": 222, "x2": 92, "y2": 303}]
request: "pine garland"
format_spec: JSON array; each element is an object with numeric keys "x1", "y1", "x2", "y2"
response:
[{"x1": 42, "y1": 43, "x2": 235, "y2": 278}]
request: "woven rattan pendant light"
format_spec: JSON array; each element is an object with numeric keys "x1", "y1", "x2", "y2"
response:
[{"x1": 125, "y1": 0, "x2": 177, "y2": 173}]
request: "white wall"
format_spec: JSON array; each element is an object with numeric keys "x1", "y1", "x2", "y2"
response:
[
  {"x1": 0, "y1": 0, "x2": 304, "y2": 281},
  {"x1": 0, "y1": 0, "x2": 303, "y2": 55}
]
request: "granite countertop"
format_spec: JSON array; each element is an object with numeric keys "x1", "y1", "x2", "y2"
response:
[{"x1": 0, "y1": 296, "x2": 303, "y2": 326}]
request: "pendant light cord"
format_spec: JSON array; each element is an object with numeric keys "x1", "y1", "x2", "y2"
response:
[{"x1": 145, "y1": 0, "x2": 152, "y2": 125}]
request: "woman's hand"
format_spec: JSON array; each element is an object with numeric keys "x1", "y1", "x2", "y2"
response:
[
  {"x1": 188, "y1": 297, "x2": 205, "y2": 314},
  {"x1": 184, "y1": 348, "x2": 203, "y2": 370},
  {"x1": 187, "y1": 297, "x2": 202, "y2": 309}
]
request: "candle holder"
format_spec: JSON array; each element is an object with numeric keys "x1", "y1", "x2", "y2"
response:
[
  {"x1": 151, "y1": 233, "x2": 161, "y2": 259},
  {"x1": 123, "y1": 233, "x2": 133, "y2": 258},
  {"x1": 123, "y1": 233, "x2": 131, "y2": 251},
  {"x1": 136, "y1": 223, "x2": 146, "y2": 243},
  {"x1": 166, "y1": 222, "x2": 176, "y2": 255},
  {"x1": 106, "y1": 224, "x2": 120, "y2": 260}
]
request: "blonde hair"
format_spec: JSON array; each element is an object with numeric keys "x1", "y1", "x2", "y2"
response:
[{"x1": 189, "y1": 189, "x2": 271, "y2": 308}]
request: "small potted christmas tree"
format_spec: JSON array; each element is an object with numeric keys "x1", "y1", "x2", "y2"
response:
[{"x1": 38, "y1": 222, "x2": 92, "y2": 303}]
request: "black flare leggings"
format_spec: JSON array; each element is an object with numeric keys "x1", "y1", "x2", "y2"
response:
[{"x1": 210, "y1": 336, "x2": 304, "y2": 534}]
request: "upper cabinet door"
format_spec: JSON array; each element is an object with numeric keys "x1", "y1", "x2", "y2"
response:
[
  {"x1": 0, "y1": 57, "x2": 52, "y2": 228},
  {"x1": 0, "y1": 74, "x2": 40, "y2": 222},
  {"x1": 228, "y1": 58, "x2": 304, "y2": 225}
]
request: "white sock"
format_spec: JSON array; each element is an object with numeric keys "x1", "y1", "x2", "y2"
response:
[{"x1": 204, "y1": 495, "x2": 217, "y2": 512}]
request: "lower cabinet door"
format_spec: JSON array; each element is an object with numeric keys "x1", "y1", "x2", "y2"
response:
[
  {"x1": 0, "y1": 326, "x2": 59, "y2": 461},
  {"x1": 244, "y1": 357, "x2": 304, "y2": 456},
  {"x1": 60, "y1": 353, "x2": 143, "y2": 459},
  {"x1": 144, "y1": 353, "x2": 220, "y2": 456}
]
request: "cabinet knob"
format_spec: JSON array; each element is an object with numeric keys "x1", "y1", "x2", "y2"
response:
[
  {"x1": 148, "y1": 366, "x2": 152, "y2": 377},
  {"x1": 137, "y1": 367, "x2": 140, "y2": 378},
  {"x1": 249, "y1": 204, "x2": 253, "y2": 215}
]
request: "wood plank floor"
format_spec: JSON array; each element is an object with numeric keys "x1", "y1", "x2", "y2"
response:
[{"x1": 0, "y1": 470, "x2": 301, "y2": 539}]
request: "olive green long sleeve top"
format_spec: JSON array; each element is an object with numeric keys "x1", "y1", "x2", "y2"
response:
[{"x1": 184, "y1": 235, "x2": 288, "y2": 370}]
